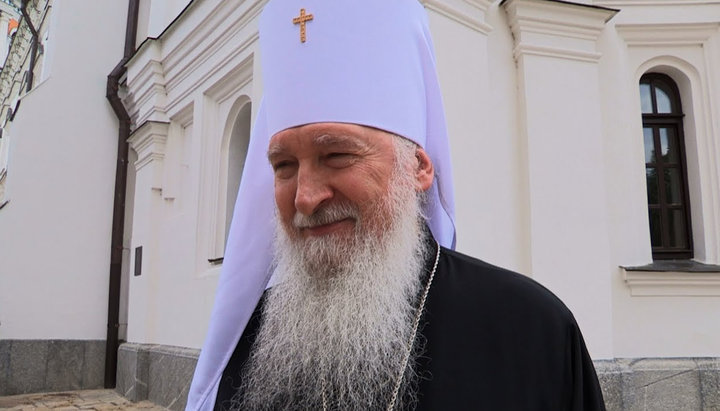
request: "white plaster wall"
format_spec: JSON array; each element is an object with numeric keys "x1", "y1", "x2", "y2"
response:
[
  {"x1": 429, "y1": 3, "x2": 530, "y2": 276},
  {"x1": 0, "y1": 0, "x2": 127, "y2": 339},
  {"x1": 145, "y1": 0, "x2": 193, "y2": 39},
  {"x1": 125, "y1": 0, "x2": 264, "y2": 349},
  {"x1": 598, "y1": 4, "x2": 720, "y2": 357},
  {"x1": 120, "y1": 0, "x2": 720, "y2": 359}
]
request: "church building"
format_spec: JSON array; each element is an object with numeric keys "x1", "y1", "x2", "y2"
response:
[{"x1": 0, "y1": 0, "x2": 719, "y2": 409}]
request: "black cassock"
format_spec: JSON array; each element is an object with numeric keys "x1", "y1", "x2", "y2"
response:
[{"x1": 216, "y1": 237, "x2": 606, "y2": 410}]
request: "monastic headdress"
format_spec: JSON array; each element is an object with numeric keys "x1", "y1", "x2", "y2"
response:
[{"x1": 187, "y1": 0, "x2": 455, "y2": 408}]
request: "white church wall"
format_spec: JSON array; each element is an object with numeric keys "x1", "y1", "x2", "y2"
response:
[
  {"x1": 141, "y1": 0, "x2": 193, "y2": 40},
  {"x1": 598, "y1": 3, "x2": 720, "y2": 357},
  {"x1": 118, "y1": 0, "x2": 720, "y2": 362},
  {"x1": 501, "y1": 0, "x2": 617, "y2": 359},
  {"x1": 0, "y1": 0, "x2": 126, "y2": 339},
  {"x1": 427, "y1": 0, "x2": 532, "y2": 278},
  {"x1": 124, "y1": 0, "x2": 264, "y2": 348}
]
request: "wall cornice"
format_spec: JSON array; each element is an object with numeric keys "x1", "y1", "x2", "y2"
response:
[
  {"x1": 596, "y1": 0, "x2": 720, "y2": 6},
  {"x1": 623, "y1": 269, "x2": 720, "y2": 296},
  {"x1": 162, "y1": 0, "x2": 264, "y2": 94},
  {"x1": 464, "y1": 0, "x2": 494, "y2": 12},
  {"x1": 503, "y1": 0, "x2": 617, "y2": 63},
  {"x1": 124, "y1": 0, "x2": 264, "y2": 128},
  {"x1": 514, "y1": 43, "x2": 602, "y2": 63},
  {"x1": 616, "y1": 22, "x2": 720, "y2": 47},
  {"x1": 421, "y1": 0, "x2": 493, "y2": 34}
]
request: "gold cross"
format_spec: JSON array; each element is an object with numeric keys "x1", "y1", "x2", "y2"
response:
[{"x1": 292, "y1": 8, "x2": 313, "y2": 43}]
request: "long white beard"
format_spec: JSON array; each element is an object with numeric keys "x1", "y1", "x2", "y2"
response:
[{"x1": 237, "y1": 148, "x2": 429, "y2": 410}]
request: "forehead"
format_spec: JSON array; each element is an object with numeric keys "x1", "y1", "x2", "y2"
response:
[{"x1": 267, "y1": 122, "x2": 393, "y2": 155}]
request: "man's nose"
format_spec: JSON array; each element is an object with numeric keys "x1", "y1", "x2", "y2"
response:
[{"x1": 294, "y1": 166, "x2": 332, "y2": 216}]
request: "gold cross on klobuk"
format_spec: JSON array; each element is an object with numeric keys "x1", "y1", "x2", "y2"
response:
[{"x1": 293, "y1": 8, "x2": 313, "y2": 43}]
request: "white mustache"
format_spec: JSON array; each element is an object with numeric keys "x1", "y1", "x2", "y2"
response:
[{"x1": 293, "y1": 203, "x2": 360, "y2": 229}]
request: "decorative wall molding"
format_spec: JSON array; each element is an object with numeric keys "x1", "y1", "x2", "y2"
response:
[
  {"x1": 127, "y1": 121, "x2": 170, "y2": 192},
  {"x1": 202, "y1": 56, "x2": 254, "y2": 104},
  {"x1": 195, "y1": 58, "x2": 254, "y2": 267},
  {"x1": 422, "y1": 0, "x2": 493, "y2": 35},
  {"x1": 162, "y1": 0, "x2": 264, "y2": 95},
  {"x1": 503, "y1": 0, "x2": 617, "y2": 63},
  {"x1": 171, "y1": 102, "x2": 194, "y2": 129},
  {"x1": 514, "y1": 43, "x2": 603, "y2": 63},
  {"x1": 597, "y1": 0, "x2": 720, "y2": 6},
  {"x1": 125, "y1": 0, "x2": 264, "y2": 128},
  {"x1": 622, "y1": 269, "x2": 720, "y2": 296},
  {"x1": 464, "y1": 0, "x2": 494, "y2": 13},
  {"x1": 125, "y1": 55, "x2": 169, "y2": 128},
  {"x1": 617, "y1": 22, "x2": 720, "y2": 264},
  {"x1": 616, "y1": 22, "x2": 720, "y2": 47}
]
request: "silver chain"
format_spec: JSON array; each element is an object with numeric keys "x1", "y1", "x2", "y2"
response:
[{"x1": 322, "y1": 241, "x2": 441, "y2": 411}]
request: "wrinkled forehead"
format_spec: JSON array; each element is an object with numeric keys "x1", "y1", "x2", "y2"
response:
[{"x1": 267, "y1": 122, "x2": 402, "y2": 157}]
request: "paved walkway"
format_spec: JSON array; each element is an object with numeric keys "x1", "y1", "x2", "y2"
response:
[{"x1": 0, "y1": 390, "x2": 168, "y2": 410}]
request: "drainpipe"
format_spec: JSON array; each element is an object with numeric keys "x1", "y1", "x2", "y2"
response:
[
  {"x1": 104, "y1": 0, "x2": 139, "y2": 389},
  {"x1": 20, "y1": 0, "x2": 37, "y2": 92}
]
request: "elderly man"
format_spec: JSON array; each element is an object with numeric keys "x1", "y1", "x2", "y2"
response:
[{"x1": 187, "y1": 0, "x2": 606, "y2": 410}]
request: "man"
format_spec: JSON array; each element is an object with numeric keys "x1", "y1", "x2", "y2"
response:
[{"x1": 187, "y1": 0, "x2": 606, "y2": 410}]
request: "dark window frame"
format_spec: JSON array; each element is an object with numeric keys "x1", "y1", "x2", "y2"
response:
[{"x1": 641, "y1": 73, "x2": 693, "y2": 260}]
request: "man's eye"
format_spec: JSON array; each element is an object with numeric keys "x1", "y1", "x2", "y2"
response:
[
  {"x1": 272, "y1": 161, "x2": 295, "y2": 178},
  {"x1": 272, "y1": 161, "x2": 288, "y2": 171},
  {"x1": 325, "y1": 153, "x2": 356, "y2": 167}
]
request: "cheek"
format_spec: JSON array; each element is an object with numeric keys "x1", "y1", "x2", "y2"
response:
[
  {"x1": 339, "y1": 162, "x2": 393, "y2": 197},
  {"x1": 274, "y1": 182, "x2": 297, "y2": 226}
]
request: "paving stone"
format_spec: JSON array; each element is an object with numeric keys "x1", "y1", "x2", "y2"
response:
[
  {"x1": 0, "y1": 397, "x2": 29, "y2": 408},
  {"x1": 0, "y1": 390, "x2": 167, "y2": 410},
  {"x1": 40, "y1": 400, "x2": 72, "y2": 407},
  {"x1": 92, "y1": 404, "x2": 120, "y2": 410}
]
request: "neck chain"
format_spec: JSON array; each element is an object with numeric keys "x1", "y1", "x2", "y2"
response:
[{"x1": 322, "y1": 240, "x2": 441, "y2": 411}]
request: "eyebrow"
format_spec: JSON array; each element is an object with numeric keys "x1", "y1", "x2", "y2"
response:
[
  {"x1": 267, "y1": 133, "x2": 369, "y2": 160},
  {"x1": 313, "y1": 133, "x2": 368, "y2": 150}
]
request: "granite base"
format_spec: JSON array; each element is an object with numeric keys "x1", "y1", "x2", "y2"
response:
[
  {"x1": 596, "y1": 357, "x2": 720, "y2": 410},
  {"x1": 115, "y1": 343, "x2": 199, "y2": 411},
  {"x1": 0, "y1": 339, "x2": 105, "y2": 396},
  {"x1": 113, "y1": 343, "x2": 720, "y2": 411}
]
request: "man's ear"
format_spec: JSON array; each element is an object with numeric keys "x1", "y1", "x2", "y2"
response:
[{"x1": 414, "y1": 148, "x2": 434, "y2": 192}]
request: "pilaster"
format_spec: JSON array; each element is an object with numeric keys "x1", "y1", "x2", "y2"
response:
[
  {"x1": 504, "y1": 0, "x2": 616, "y2": 62},
  {"x1": 126, "y1": 121, "x2": 170, "y2": 343},
  {"x1": 503, "y1": 0, "x2": 618, "y2": 358},
  {"x1": 128, "y1": 121, "x2": 169, "y2": 192}
]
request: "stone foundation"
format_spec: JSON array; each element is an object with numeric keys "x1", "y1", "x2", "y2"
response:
[
  {"x1": 0, "y1": 339, "x2": 105, "y2": 396},
  {"x1": 596, "y1": 358, "x2": 720, "y2": 410},
  {"x1": 114, "y1": 342, "x2": 720, "y2": 411},
  {"x1": 115, "y1": 343, "x2": 198, "y2": 411}
]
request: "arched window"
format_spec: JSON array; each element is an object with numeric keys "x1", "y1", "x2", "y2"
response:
[
  {"x1": 640, "y1": 73, "x2": 692, "y2": 260},
  {"x1": 225, "y1": 102, "x2": 251, "y2": 244}
]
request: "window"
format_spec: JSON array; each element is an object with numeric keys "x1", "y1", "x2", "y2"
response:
[
  {"x1": 640, "y1": 73, "x2": 692, "y2": 260},
  {"x1": 224, "y1": 102, "x2": 251, "y2": 244}
]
